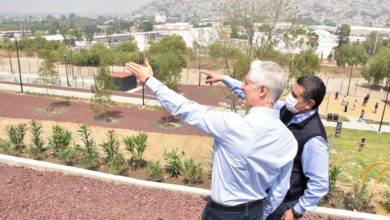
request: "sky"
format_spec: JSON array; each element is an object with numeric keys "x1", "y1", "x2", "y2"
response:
[{"x1": 0, "y1": 0, "x2": 154, "y2": 15}]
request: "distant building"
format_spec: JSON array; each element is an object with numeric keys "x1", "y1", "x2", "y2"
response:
[
  {"x1": 0, "y1": 30, "x2": 32, "y2": 38},
  {"x1": 155, "y1": 13, "x2": 167, "y2": 24}
]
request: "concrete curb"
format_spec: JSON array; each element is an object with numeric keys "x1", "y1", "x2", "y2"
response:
[{"x1": 0, "y1": 154, "x2": 389, "y2": 220}]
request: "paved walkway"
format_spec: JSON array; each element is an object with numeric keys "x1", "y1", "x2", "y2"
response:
[{"x1": 1, "y1": 81, "x2": 390, "y2": 133}]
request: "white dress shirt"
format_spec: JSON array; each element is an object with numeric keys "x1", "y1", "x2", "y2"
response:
[
  {"x1": 224, "y1": 76, "x2": 329, "y2": 215},
  {"x1": 146, "y1": 77, "x2": 297, "y2": 216}
]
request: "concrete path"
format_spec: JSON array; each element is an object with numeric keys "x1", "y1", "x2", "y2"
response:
[{"x1": 1, "y1": 81, "x2": 390, "y2": 133}]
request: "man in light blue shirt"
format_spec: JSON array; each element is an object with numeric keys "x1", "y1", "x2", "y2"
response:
[
  {"x1": 203, "y1": 71, "x2": 329, "y2": 220},
  {"x1": 127, "y1": 59, "x2": 297, "y2": 219}
]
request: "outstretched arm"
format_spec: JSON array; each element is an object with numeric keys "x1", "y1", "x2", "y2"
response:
[{"x1": 201, "y1": 70, "x2": 245, "y2": 99}]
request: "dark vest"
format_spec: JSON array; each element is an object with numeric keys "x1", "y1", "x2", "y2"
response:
[{"x1": 279, "y1": 106, "x2": 327, "y2": 202}]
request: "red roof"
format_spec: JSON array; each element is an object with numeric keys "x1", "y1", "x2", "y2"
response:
[{"x1": 110, "y1": 72, "x2": 133, "y2": 78}]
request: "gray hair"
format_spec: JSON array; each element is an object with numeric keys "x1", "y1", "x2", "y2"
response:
[{"x1": 248, "y1": 60, "x2": 285, "y2": 103}]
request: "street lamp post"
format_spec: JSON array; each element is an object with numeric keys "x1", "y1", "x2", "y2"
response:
[
  {"x1": 7, "y1": 46, "x2": 14, "y2": 74},
  {"x1": 63, "y1": 55, "x2": 70, "y2": 87},
  {"x1": 379, "y1": 83, "x2": 389, "y2": 132},
  {"x1": 198, "y1": 48, "x2": 201, "y2": 87},
  {"x1": 346, "y1": 58, "x2": 355, "y2": 96},
  {"x1": 140, "y1": 52, "x2": 145, "y2": 106},
  {"x1": 15, "y1": 39, "x2": 23, "y2": 93}
]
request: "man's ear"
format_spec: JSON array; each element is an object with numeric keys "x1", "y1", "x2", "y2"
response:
[
  {"x1": 258, "y1": 86, "x2": 268, "y2": 98},
  {"x1": 306, "y1": 99, "x2": 315, "y2": 109}
]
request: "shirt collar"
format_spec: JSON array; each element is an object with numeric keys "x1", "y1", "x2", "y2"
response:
[
  {"x1": 248, "y1": 106, "x2": 280, "y2": 119},
  {"x1": 288, "y1": 108, "x2": 317, "y2": 125}
]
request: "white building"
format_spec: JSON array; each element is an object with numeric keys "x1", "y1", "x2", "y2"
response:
[{"x1": 155, "y1": 13, "x2": 167, "y2": 24}]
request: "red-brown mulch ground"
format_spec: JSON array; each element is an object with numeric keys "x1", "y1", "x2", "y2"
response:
[
  {"x1": 0, "y1": 163, "x2": 206, "y2": 219},
  {"x1": 0, "y1": 164, "x2": 353, "y2": 220},
  {"x1": 0, "y1": 91, "x2": 209, "y2": 136},
  {"x1": 1, "y1": 81, "x2": 233, "y2": 106}
]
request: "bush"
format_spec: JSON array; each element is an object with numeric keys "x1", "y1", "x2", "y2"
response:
[
  {"x1": 6, "y1": 123, "x2": 27, "y2": 153},
  {"x1": 146, "y1": 160, "x2": 163, "y2": 182},
  {"x1": 124, "y1": 132, "x2": 148, "y2": 168},
  {"x1": 182, "y1": 158, "x2": 203, "y2": 185},
  {"x1": 48, "y1": 124, "x2": 72, "y2": 157},
  {"x1": 101, "y1": 130, "x2": 120, "y2": 164},
  {"x1": 347, "y1": 183, "x2": 373, "y2": 211},
  {"x1": 109, "y1": 153, "x2": 128, "y2": 175},
  {"x1": 0, "y1": 139, "x2": 12, "y2": 154},
  {"x1": 27, "y1": 120, "x2": 46, "y2": 159},
  {"x1": 329, "y1": 166, "x2": 342, "y2": 193},
  {"x1": 381, "y1": 190, "x2": 390, "y2": 212},
  {"x1": 76, "y1": 124, "x2": 100, "y2": 170},
  {"x1": 162, "y1": 148, "x2": 184, "y2": 178},
  {"x1": 56, "y1": 148, "x2": 78, "y2": 165}
]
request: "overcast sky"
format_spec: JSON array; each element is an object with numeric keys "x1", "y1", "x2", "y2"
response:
[{"x1": 0, "y1": 0, "x2": 154, "y2": 14}]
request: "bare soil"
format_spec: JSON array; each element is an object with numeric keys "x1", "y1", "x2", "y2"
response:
[{"x1": 0, "y1": 164, "x2": 354, "y2": 220}]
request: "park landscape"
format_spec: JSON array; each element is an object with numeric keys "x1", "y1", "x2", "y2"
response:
[{"x1": 1, "y1": 1, "x2": 390, "y2": 218}]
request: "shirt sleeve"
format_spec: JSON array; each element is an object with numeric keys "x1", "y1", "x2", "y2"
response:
[
  {"x1": 146, "y1": 77, "x2": 231, "y2": 140},
  {"x1": 263, "y1": 161, "x2": 294, "y2": 218},
  {"x1": 223, "y1": 76, "x2": 245, "y2": 99},
  {"x1": 293, "y1": 136, "x2": 329, "y2": 215}
]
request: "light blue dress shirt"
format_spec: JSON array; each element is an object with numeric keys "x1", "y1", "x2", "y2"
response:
[
  {"x1": 223, "y1": 76, "x2": 329, "y2": 215},
  {"x1": 146, "y1": 77, "x2": 297, "y2": 217}
]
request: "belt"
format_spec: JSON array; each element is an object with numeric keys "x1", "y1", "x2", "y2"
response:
[{"x1": 210, "y1": 199, "x2": 264, "y2": 212}]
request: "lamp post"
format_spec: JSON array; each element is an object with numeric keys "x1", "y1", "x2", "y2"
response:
[
  {"x1": 15, "y1": 39, "x2": 23, "y2": 93},
  {"x1": 379, "y1": 83, "x2": 389, "y2": 132},
  {"x1": 7, "y1": 46, "x2": 14, "y2": 74},
  {"x1": 198, "y1": 48, "x2": 201, "y2": 87},
  {"x1": 63, "y1": 55, "x2": 70, "y2": 87},
  {"x1": 140, "y1": 52, "x2": 145, "y2": 106},
  {"x1": 346, "y1": 58, "x2": 355, "y2": 96}
]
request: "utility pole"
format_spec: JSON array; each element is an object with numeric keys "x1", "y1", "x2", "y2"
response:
[{"x1": 15, "y1": 39, "x2": 23, "y2": 93}]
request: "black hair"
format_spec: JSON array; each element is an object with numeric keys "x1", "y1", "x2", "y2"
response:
[{"x1": 296, "y1": 75, "x2": 326, "y2": 110}]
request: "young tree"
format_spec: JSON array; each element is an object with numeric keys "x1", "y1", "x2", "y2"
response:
[
  {"x1": 147, "y1": 35, "x2": 187, "y2": 91},
  {"x1": 291, "y1": 49, "x2": 320, "y2": 78},
  {"x1": 38, "y1": 58, "x2": 60, "y2": 91},
  {"x1": 90, "y1": 66, "x2": 117, "y2": 121},
  {"x1": 361, "y1": 48, "x2": 390, "y2": 85},
  {"x1": 335, "y1": 24, "x2": 351, "y2": 47}
]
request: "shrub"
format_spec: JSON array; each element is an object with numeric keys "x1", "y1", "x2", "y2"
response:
[
  {"x1": 162, "y1": 148, "x2": 184, "y2": 178},
  {"x1": 182, "y1": 158, "x2": 203, "y2": 185},
  {"x1": 6, "y1": 123, "x2": 27, "y2": 153},
  {"x1": 109, "y1": 153, "x2": 128, "y2": 175},
  {"x1": 0, "y1": 139, "x2": 12, "y2": 154},
  {"x1": 146, "y1": 160, "x2": 163, "y2": 182},
  {"x1": 329, "y1": 166, "x2": 342, "y2": 193},
  {"x1": 347, "y1": 183, "x2": 373, "y2": 211},
  {"x1": 101, "y1": 130, "x2": 120, "y2": 164},
  {"x1": 56, "y1": 148, "x2": 78, "y2": 165},
  {"x1": 27, "y1": 120, "x2": 46, "y2": 159},
  {"x1": 76, "y1": 124, "x2": 100, "y2": 170},
  {"x1": 124, "y1": 132, "x2": 148, "y2": 168},
  {"x1": 48, "y1": 124, "x2": 72, "y2": 157},
  {"x1": 381, "y1": 190, "x2": 390, "y2": 212}
]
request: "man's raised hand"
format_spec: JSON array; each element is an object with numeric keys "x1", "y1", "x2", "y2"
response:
[{"x1": 126, "y1": 57, "x2": 154, "y2": 83}]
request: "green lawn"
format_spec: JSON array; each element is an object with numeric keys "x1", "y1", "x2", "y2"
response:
[{"x1": 326, "y1": 127, "x2": 390, "y2": 188}]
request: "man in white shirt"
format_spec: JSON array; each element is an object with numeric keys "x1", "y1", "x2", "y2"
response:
[{"x1": 127, "y1": 59, "x2": 297, "y2": 219}]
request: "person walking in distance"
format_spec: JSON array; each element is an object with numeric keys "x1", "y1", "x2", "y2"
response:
[
  {"x1": 344, "y1": 101, "x2": 349, "y2": 112},
  {"x1": 358, "y1": 109, "x2": 365, "y2": 122},
  {"x1": 127, "y1": 59, "x2": 297, "y2": 220},
  {"x1": 358, "y1": 138, "x2": 366, "y2": 151},
  {"x1": 374, "y1": 102, "x2": 379, "y2": 113}
]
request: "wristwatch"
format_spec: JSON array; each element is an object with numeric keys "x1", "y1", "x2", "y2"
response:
[{"x1": 292, "y1": 208, "x2": 303, "y2": 219}]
